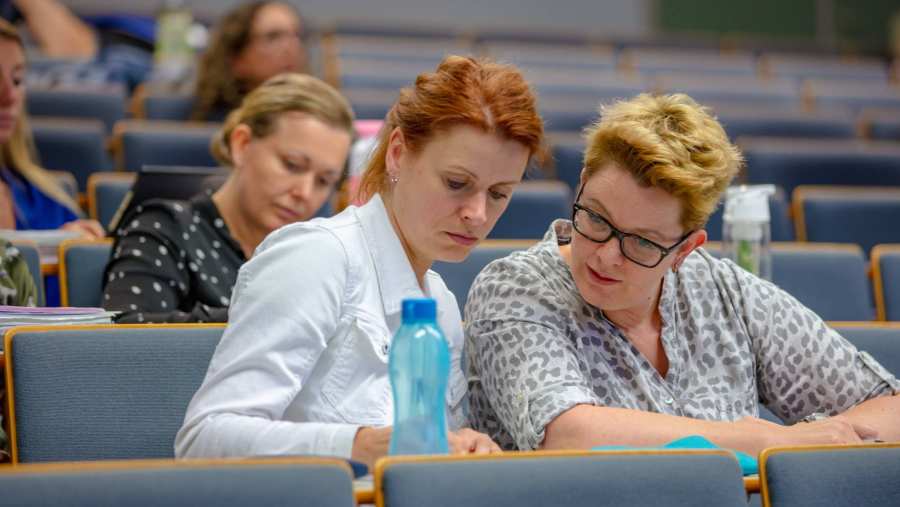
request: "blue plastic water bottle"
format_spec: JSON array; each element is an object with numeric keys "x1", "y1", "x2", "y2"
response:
[{"x1": 388, "y1": 298, "x2": 450, "y2": 455}]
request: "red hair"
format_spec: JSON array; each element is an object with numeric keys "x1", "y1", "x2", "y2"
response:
[{"x1": 357, "y1": 55, "x2": 545, "y2": 200}]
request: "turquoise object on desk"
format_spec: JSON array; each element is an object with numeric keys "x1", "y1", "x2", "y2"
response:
[{"x1": 592, "y1": 435, "x2": 758, "y2": 475}]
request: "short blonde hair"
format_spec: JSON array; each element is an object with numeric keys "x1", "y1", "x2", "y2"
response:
[
  {"x1": 582, "y1": 93, "x2": 743, "y2": 231},
  {"x1": 210, "y1": 72, "x2": 354, "y2": 166}
]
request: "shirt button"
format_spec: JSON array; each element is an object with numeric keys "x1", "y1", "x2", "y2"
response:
[
  {"x1": 663, "y1": 396, "x2": 675, "y2": 405},
  {"x1": 382, "y1": 344, "x2": 389, "y2": 355}
]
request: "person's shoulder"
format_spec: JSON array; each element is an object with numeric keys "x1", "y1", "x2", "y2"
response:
[
  {"x1": 117, "y1": 198, "x2": 195, "y2": 233},
  {"x1": 679, "y1": 246, "x2": 774, "y2": 302},
  {"x1": 465, "y1": 238, "x2": 570, "y2": 322},
  {"x1": 682, "y1": 246, "x2": 754, "y2": 281},
  {"x1": 475, "y1": 240, "x2": 559, "y2": 292}
]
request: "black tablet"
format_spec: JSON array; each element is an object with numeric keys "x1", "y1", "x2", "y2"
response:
[{"x1": 107, "y1": 165, "x2": 227, "y2": 233}]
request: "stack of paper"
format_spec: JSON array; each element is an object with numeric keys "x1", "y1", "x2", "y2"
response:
[{"x1": 0, "y1": 306, "x2": 117, "y2": 345}]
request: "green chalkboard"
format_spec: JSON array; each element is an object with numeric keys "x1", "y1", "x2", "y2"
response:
[
  {"x1": 657, "y1": 0, "x2": 898, "y2": 53},
  {"x1": 657, "y1": 0, "x2": 817, "y2": 39}
]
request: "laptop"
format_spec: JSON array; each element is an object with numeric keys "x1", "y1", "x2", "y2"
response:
[{"x1": 107, "y1": 165, "x2": 227, "y2": 234}]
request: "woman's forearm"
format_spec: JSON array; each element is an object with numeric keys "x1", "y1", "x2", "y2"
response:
[
  {"x1": 542, "y1": 403, "x2": 889, "y2": 456},
  {"x1": 13, "y1": 0, "x2": 96, "y2": 58},
  {"x1": 541, "y1": 404, "x2": 768, "y2": 455}
]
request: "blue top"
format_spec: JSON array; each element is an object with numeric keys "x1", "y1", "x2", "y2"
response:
[{"x1": 1, "y1": 168, "x2": 78, "y2": 230}]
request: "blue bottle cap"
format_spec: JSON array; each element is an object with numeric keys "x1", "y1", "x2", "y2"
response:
[{"x1": 401, "y1": 298, "x2": 436, "y2": 322}]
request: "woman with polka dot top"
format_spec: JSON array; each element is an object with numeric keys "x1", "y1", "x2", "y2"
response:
[{"x1": 101, "y1": 73, "x2": 354, "y2": 323}]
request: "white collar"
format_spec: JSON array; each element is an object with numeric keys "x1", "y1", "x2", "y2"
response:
[{"x1": 354, "y1": 193, "x2": 429, "y2": 316}]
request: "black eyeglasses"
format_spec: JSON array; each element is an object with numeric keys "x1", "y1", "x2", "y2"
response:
[{"x1": 571, "y1": 188, "x2": 692, "y2": 268}]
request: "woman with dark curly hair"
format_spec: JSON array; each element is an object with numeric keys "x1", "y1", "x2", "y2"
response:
[{"x1": 190, "y1": 1, "x2": 306, "y2": 121}]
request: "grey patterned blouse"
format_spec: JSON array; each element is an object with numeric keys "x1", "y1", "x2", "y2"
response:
[{"x1": 464, "y1": 220, "x2": 900, "y2": 451}]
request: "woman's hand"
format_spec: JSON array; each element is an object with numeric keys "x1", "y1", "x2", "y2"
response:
[
  {"x1": 735, "y1": 415, "x2": 878, "y2": 452},
  {"x1": 0, "y1": 180, "x2": 15, "y2": 229},
  {"x1": 61, "y1": 219, "x2": 105, "y2": 239},
  {"x1": 778, "y1": 415, "x2": 878, "y2": 446},
  {"x1": 448, "y1": 428, "x2": 502, "y2": 455},
  {"x1": 352, "y1": 426, "x2": 392, "y2": 469}
]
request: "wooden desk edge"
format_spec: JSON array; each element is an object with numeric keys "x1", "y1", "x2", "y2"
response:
[{"x1": 351, "y1": 475, "x2": 759, "y2": 502}]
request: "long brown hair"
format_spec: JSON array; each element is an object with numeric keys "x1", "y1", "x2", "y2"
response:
[
  {"x1": 357, "y1": 55, "x2": 546, "y2": 201},
  {"x1": 0, "y1": 19, "x2": 81, "y2": 216},
  {"x1": 191, "y1": 1, "x2": 305, "y2": 121}
]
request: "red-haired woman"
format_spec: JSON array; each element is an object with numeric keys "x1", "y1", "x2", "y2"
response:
[{"x1": 177, "y1": 56, "x2": 546, "y2": 467}]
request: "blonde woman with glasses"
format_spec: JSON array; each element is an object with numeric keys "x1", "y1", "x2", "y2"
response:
[{"x1": 464, "y1": 93, "x2": 900, "y2": 453}]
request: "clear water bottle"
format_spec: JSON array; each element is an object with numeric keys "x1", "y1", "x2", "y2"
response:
[
  {"x1": 722, "y1": 185, "x2": 775, "y2": 280},
  {"x1": 388, "y1": 298, "x2": 450, "y2": 456},
  {"x1": 152, "y1": 0, "x2": 194, "y2": 84}
]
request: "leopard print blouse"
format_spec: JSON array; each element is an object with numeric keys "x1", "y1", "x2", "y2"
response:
[{"x1": 464, "y1": 220, "x2": 899, "y2": 450}]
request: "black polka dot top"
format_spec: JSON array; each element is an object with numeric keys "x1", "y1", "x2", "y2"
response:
[{"x1": 102, "y1": 193, "x2": 246, "y2": 323}]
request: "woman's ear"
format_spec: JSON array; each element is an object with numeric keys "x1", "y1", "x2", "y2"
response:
[
  {"x1": 672, "y1": 229, "x2": 707, "y2": 270},
  {"x1": 385, "y1": 127, "x2": 406, "y2": 178},
  {"x1": 228, "y1": 124, "x2": 253, "y2": 169}
]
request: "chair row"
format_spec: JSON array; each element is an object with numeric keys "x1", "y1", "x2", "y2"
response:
[
  {"x1": 1, "y1": 443, "x2": 899, "y2": 506},
  {"x1": 30, "y1": 118, "x2": 219, "y2": 192},
  {"x1": 339, "y1": 65, "x2": 900, "y2": 119},
  {"x1": 28, "y1": 110, "x2": 900, "y2": 198},
  {"x1": 31, "y1": 119, "x2": 900, "y2": 245},
  {"x1": 81, "y1": 173, "x2": 900, "y2": 259},
  {"x1": 135, "y1": 81, "x2": 900, "y2": 143},
  {"x1": 45, "y1": 235, "x2": 900, "y2": 323},
  {"x1": 327, "y1": 33, "x2": 896, "y2": 80},
  {"x1": 28, "y1": 74, "x2": 900, "y2": 146},
  {"x1": 0, "y1": 323, "x2": 900, "y2": 505},
  {"x1": 551, "y1": 135, "x2": 900, "y2": 198}
]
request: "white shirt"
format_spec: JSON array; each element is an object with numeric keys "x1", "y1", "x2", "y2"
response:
[{"x1": 175, "y1": 194, "x2": 468, "y2": 459}]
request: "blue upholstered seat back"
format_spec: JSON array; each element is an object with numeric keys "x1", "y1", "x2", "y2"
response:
[
  {"x1": 0, "y1": 459, "x2": 355, "y2": 507},
  {"x1": 796, "y1": 187, "x2": 900, "y2": 256},
  {"x1": 60, "y1": 242, "x2": 113, "y2": 308},
  {"x1": 378, "y1": 452, "x2": 748, "y2": 507},
  {"x1": 31, "y1": 118, "x2": 112, "y2": 191},
  {"x1": 740, "y1": 138, "x2": 900, "y2": 198},
  {"x1": 762, "y1": 445, "x2": 900, "y2": 507},
  {"x1": 490, "y1": 181, "x2": 572, "y2": 240},
  {"x1": 874, "y1": 247, "x2": 900, "y2": 321},
  {"x1": 121, "y1": 126, "x2": 219, "y2": 172},
  {"x1": 6, "y1": 325, "x2": 224, "y2": 462},
  {"x1": 142, "y1": 93, "x2": 194, "y2": 121},
  {"x1": 26, "y1": 87, "x2": 126, "y2": 133}
]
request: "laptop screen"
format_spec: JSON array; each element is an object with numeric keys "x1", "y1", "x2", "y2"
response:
[{"x1": 107, "y1": 166, "x2": 227, "y2": 234}]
